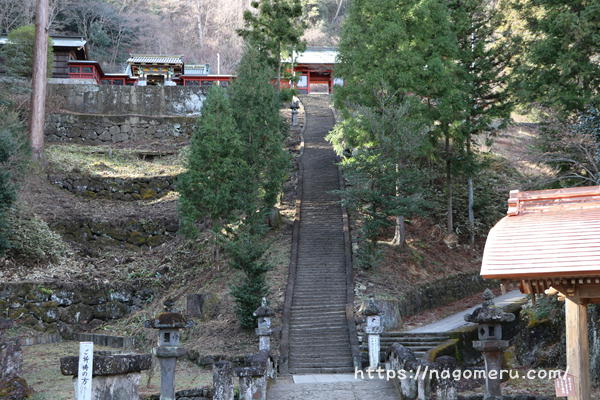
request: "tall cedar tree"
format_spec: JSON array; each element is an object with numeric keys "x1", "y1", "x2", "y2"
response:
[
  {"x1": 512, "y1": 0, "x2": 600, "y2": 115},
  {"x1": 238, "y1": 0, "x2": 306, "y2": 92},
  {"x1": 178, "y1": 86, "x2": 250, "y2": 242},
  {"x1": 229, "y1": 45, "x2": 289, "y2": 215},
  {"x1": 450, "y1": 0, "x2": 514, "y2": 245},
  {"x1": 1, "y1": 25, "x2": 53, "y2": 78},
  {"x1": 227, "y1": 224, "x2": 271, "y2": 329},
  {"x1": 0, "y1": 93, "x2": 29, "y2": 254},
  {"x1": 226, "y1": 46, "x2": 288, "y2": 327},
  {"x1": 335, "y1": 0, "x2": 465, "y2": 234},
  {"x1": 327, "y1": 94, "x2": 430, "y2": 265}
]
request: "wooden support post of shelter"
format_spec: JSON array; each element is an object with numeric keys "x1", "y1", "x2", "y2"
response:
[{"x1": 480, "y1": 186, "x2": 600, "y2": 400}]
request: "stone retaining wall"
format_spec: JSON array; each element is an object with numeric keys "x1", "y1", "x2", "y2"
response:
[
  {"x1": 48, "y1": 173, "x2": 178, "y2": 200},
  {"x1": 45, "y1": 113, "x2": 196, "y2": 145},
  {"x1": 0, "y1": 282, "x2": 154, "y2": 333},
  {"x1": 48, "y1": 84, "x2": 205, "y2": 116},
  {"x1": 398, "y1": 272, "x2": 498, "y2": 317},
  {"x1": 143, "y1": 387, "x2": 213, "y2": 400},
  {"x1": 50, "y1": 215, "x2": 178, "y2": 248},
  {"x1": 358, "y1": 273, "x2": 497, "y2": 330}
]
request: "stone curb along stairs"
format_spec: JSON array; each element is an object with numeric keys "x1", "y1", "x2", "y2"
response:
[{"x1": 280, "y1": 95, "x2": 361, "y2": 375}]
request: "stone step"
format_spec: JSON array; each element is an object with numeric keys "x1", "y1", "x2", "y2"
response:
[
  {"x1": 288, "y1": 366, "x2": 356, "y2": 374},
  {"x1": 292, "y1": 289, "x2": 347, "y2": 294},
  {"x1": 290, "y1": 326, "x2": 350, "y2": 334},
  {"x1": 290, "y1": 316, "x2": 347, "y2": 323},
  {"x1": 290, "y1": 343, "x2": 351, "y2": 357},
  {"x1": 291, "y1": 296, "x2": 347, "y2": 302},
  {"x1": 290, "y1": 345, "x2": 353, "y2": 353},
  {"x1": 382, "y1": 332, "x2": 452, "y2": 338},
  {"x1": 292, "y1": 302, "x2": 346, "y2": 313},
  {"x1": 359, "y1": 335, "x2": 449, "y2": 342},
  {"x1": 291, "y1": 304, "x2": 347, "y2": 310},
  {"x1": 359, "y1": 344, "x2": 434, "y2": 352},
  {"x1": 290, "y1": 309, "x2": 346, "y2": 316},
  {"x1": 290, "y1": 358, "x2": 354, "y2": 367},
  {"x1": 286, "y1": 96, "x2": 354, "y2": 373},
  {"x1": 290, "y1": 318, "x2": 347, "y2": 325}
]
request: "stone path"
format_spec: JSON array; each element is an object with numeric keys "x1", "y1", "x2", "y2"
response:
[
  {"x1": 406, "y1": 290, "x2": 527, "y2": 334},
  {"x1": 287, "y1": 95, "x2": 354, "y2": 374},
  {"x1": 268, "y1": 375, "x2": 398, "y2": 400}
]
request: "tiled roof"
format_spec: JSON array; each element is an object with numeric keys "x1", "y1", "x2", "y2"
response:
[
  {"x1": 287, "y1": 47, "x2": 338, "y2": 65},
  {"x1": 184, "y1": 64, "x2": 210, "y2": 75},
  {"x1": 481, "y1": 186, "x2": 600, "y2": 279},
  {"x1": 0, "y1": 36, "x2": 86, "y2": 48},
  {"x1": 127, "y1": 55, "x2": 183, "y2": 65}
]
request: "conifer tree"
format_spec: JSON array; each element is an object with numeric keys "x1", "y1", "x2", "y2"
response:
[
  {"x1": 238, "y1": 0, "x2": 306, "y2": 91},
  {"x1": 335, "y1": 0, "x2": 465, "y2": 234},
  {"x1": 178, "y1": 86, "x2": 250, "y2": 244},
  {"x1": 0, "y1": 95, "x2": 28, "y2": 254},
  {"x1": 227, "y1": 222, "x2": 271, "y2": 329},
  {"x1": 1, "y1": 25, "x2": 53, "y2": 78},
  {"x1": 512, "y1": 0, "x2": 600, "y2": 115},
  {"x1": 450, "y1": 0, "x2": 514, "y2": 245},
  {"x1": 229, "y1": 45, "x2": 289, "y2": 215},
  {"x1": 328, "y1": 93, "x2": 430, "y2": 263}
]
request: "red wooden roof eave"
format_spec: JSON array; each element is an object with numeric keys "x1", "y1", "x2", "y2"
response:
[
  {"x1": 481, "y1": 186, "x2": 600, "y2": 281},
  {"x1": 482, "y1": 270, "x2": 600, "y2": 280}
]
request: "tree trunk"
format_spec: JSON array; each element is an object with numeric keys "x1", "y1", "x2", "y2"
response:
[
  {"x1": 333, "y1": 0, "x2": 344, "y2": 22},
  {"x1": 467, "y1": 138, "x2": 475, "y2": 247},
  {"x1": 277, "y1": 42, "x2": 282, "y2": 94},
  {"x1": 30, "y1": 0, "x2": 49, "y2": 161},
  {"x1": 392, "y1": 216, "x2": 405, "y2": 247},
  {"x1": 446, "y1": 132, "x2": 453, "y2": 233},
  {"x1": 467, "y1": 176, "x2": 474, "y2": 246},
  {"x1": 392, "y1": 163, "x2": 405, "y2": 247}
]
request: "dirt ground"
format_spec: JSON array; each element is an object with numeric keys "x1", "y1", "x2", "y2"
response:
[
  {"x1": 3, "y1": 104, "x2": 303, "y2": 361},
  {"x1": 21, "y1": 342, "x2": 212, "y2": 400}
]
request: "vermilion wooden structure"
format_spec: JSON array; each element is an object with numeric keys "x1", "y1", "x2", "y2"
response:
[
  {"x1": 66, "y1": 60, "x2": 234, "y2": 87},
  {"x1": 482, "y1": 186, "x2": 600, "y2": 400},
  {"x1": 282, "y1": 47, "x2": 338, "y2": 94}
]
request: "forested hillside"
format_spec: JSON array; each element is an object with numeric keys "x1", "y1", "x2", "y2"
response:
[{"x1": 0, "y1": 0, "x2": 348, "y2": 72}]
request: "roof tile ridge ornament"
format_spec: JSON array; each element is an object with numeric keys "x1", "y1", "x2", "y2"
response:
[{"x1": 507, "y1": 189, "x2": 520, "y2": 216}]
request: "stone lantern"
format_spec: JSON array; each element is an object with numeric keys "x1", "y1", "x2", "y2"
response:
[
  {"x1": 464, "y1": 289, "x2": 515, "y2": 400},
  {"x1": 145, "y1": 299, "x2": 193, "y2": 400},
  {"x1": 290, "y1": 101, "x2": 300, "y2": 127},
  {"x1": 253, "y1": 298, "x2": 274, "y2": 352},
  {"x1": 363, "y1": 299, "x2": 383, "y2": 370}
]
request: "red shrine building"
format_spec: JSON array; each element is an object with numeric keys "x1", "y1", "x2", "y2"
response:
[
  {"x1": 67, "y1": 55, "x2": 234, "y2": 87},
  {"x1": 0, "y1": 37, "x2": 339, "y2": 91},
  {"x1": 286, "y1": 47, "x2": 340, "y2": 94}
]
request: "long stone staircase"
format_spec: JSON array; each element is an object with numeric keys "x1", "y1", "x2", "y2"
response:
[{"x1": 286, "y1": 95, "x2": 355, "y2": 374}]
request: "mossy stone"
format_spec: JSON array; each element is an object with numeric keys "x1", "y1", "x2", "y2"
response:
[
  {"x1": 147, "y1": 235, "x2": 165, "y2": 247},
  {"x1": 201, "y1": 294, "x2": 220, "y2": 321},
  {"x1": 8, "y1": 308, "x2": 27, "y2": 320},
  {"x1": 140, "y1": 188, "x2": 157, "y2": 200},
  {"x1": 127, "y1": 231, "x2": 147, "y2": 246}
]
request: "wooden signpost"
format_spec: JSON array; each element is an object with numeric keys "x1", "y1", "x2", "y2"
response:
[{"x1": 77, "y1": 342, "x2": 94, "y2": 400}]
